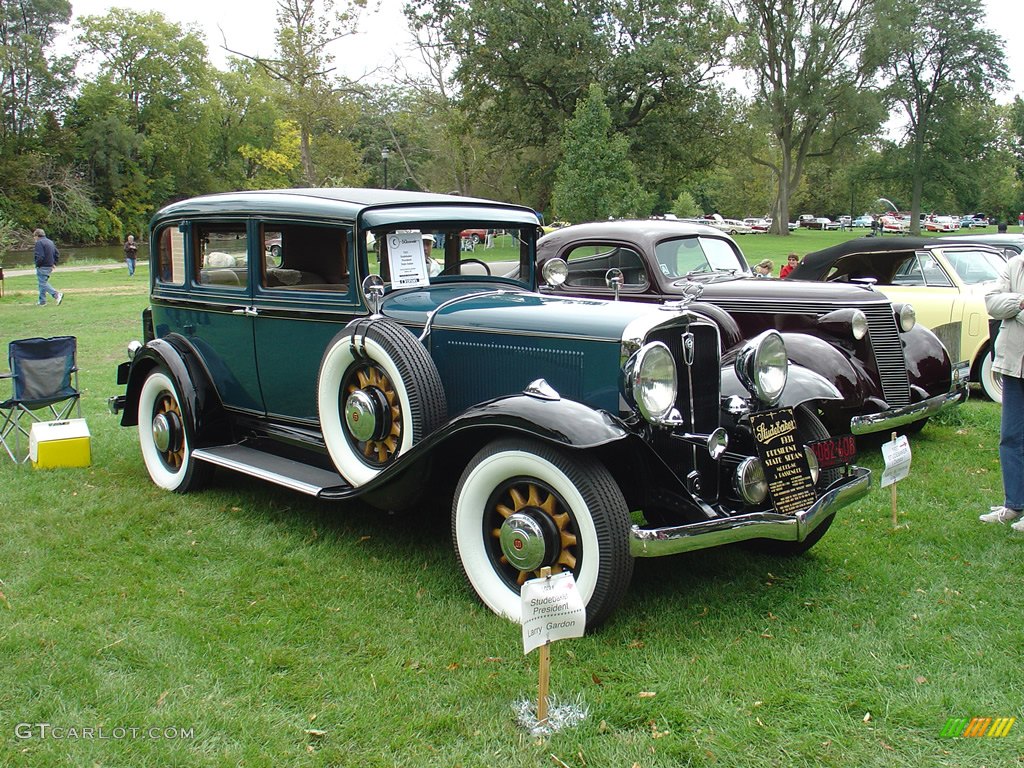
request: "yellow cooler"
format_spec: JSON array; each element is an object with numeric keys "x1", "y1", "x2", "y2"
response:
[{"x1": 29, "y1": 419, "x2": 92, "y2": 469}]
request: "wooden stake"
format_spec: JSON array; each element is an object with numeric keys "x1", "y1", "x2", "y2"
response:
[
  {"x1": 890, "y1": 431, "x2": 898, "y2": 528},
  {"x1": 537, "y1": 566, "x2": 552, "y2": 723}
]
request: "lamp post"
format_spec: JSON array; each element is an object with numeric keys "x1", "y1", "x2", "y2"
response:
[{"x1": 381, "y1": 147, "x2": 389, "y2": 189}]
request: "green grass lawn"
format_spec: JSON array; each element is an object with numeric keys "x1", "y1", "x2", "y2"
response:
[{"x1": 1, "y1": 266, "x2": 1022, "y2": 766}]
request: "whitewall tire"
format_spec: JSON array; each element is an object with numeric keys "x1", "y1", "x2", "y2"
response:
[
  {"x1": 318, "y1": 320, "x2": 445, "y2": 487},
  {"x1": 451, "y1": 438, "x2": 633, "y2": 630},
  {"x1": 138, "y1": 368, "x2": 210, "y2": 493}
]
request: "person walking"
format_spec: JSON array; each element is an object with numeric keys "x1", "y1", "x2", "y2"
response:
[
  {"x1": 124, "y1": 234, "x2": 139, "y2": 277},
  {"x1": 33, "y1": 228, "x2": 62, "y2": 306},
  {"x1": 980, "y1": 252, "x2": 1024, "y2": 529}
]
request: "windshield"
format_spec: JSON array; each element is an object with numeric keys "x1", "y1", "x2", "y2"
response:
[
  {"x1": 654, "y1": 236, "x2": 747, "y2": 277},
  {"x1": 363, "y1": 224, "x2": 536, "y2": 288},
  {"x1": 941, "y1": 248, "x2": 1005, "y2": 284}
]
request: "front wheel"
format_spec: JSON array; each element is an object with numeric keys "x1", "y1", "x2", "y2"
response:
[
  {"x1": 451, "y1": 438, "x2": 633, "y2": 630},
  {"x1": 980, "y1": 350, "x2": 1003, "y2": 403},
  {"x1": 137, "y1": 368, "x2": 211, "y2": 493}
]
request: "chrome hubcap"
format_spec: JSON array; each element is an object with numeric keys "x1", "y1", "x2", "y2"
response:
[
  {"x1": 152, "y1": 411, "x2": 182, "y2": 454},
  {"x1": 499, "y1": 511, "x2": 558, "y2": 572}
]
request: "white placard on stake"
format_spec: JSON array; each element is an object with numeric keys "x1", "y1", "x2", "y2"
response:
[
  {"x1": 880, "y1": 434, "x2": 912, "y2": 488},
  {"x1": 386, "y1": 232, "x2": 430, "y2": 288},
  {"x1": 520, "y1": 571, "x2": 586, "y2": 655}
]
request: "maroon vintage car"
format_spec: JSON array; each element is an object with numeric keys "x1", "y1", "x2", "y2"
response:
[{"x1": 534, "y1": 220, "x2": 966, "y2": 437}]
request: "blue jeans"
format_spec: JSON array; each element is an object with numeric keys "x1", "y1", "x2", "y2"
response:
[
  {"x1": 126, "y1": 257, "x2": 136, "y2": 276},
  {"x1": 36, "y1": 266, "x2": 58, "y2": 304},
  {"x1": 1000, "y1": 374, "x2": 1024, "y2": 510}
]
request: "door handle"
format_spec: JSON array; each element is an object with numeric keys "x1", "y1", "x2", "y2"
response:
[{"x1": 232, "y1": 307, "x2": 259, "y2": 316}]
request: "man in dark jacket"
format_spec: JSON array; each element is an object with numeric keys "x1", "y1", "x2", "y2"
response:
[{"x1": 33, "y1": 228, "x2": 63, "y2": 306}]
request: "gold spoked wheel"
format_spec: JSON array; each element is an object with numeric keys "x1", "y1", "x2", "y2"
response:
[
  {"x1": 343, "y1": 362, "x2": 403, "y2": 466},
  {"x1": 488, "y1": 479, "x2": 580, "y2": 588},
  {"x1": 452, "y1": 437, "x2": 634, "y2": 630},
  {"x1": 153, "y1": 392, "x2": 185, "y2": 469}
]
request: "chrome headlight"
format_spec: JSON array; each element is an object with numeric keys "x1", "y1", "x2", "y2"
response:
[
  {"x1": 896, "y1": 303, "x2": 916, "y2": 332},
  {"x1": 803, "y1": 445, "x2": 820, "y2": 485},
  {"x1": 818, "y1": 308, "x2": 867, "y2": 341},
  {"x1": 629, "y1": 341, "x2": 677, "y2": 423},
  {"x1": 541, "y1": 258, "x2": 568, "y2": 287},
  {"x1": 735, "y1": 457, "x2": 768, "y2": 504},
  {"x1": 735, "y1": 330, "x2": 788, "y2": 406},
  {"x1": 851, "y1": 309, "x2": 868, "y2": 340}
]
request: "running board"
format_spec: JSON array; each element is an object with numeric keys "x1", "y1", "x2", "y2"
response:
[{"x1": 193, "y1": 445, "x2": 350, "y2": 497}]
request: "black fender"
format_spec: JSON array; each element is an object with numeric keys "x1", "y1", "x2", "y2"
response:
[
  {"x1": 720, "y1": 360, "x2": 841, "y2": 409},
  {"x1": 119, "y1": 336, "x2": 225, "y2": 444}
]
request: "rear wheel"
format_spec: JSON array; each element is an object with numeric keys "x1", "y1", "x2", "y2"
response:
[
  {"x1": 452, "y1": 438, "x2": 633, "y2": 630},
  {"x1": 137, "y1": 368, "x2": 211, "y2": 493}
]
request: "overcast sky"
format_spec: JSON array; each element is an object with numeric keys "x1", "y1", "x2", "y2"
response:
[{"x1": 62, "y1": 0, "x2": 1023, "y2": 102}]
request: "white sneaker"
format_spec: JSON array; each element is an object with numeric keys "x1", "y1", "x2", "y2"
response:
[
  {"x1": 55, "y1": 292, "x2": 64, "y2": 305},
  {"x1": 979, "y1": 506, "x2": 1023, "y2": 524},
  {"x1": 1012, "y1": 518, "x2": 1024, "y2": 532}
]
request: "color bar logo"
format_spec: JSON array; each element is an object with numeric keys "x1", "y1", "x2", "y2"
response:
[{"x1": 940, "y1": 717, "x2": 1016, "y2": 738}]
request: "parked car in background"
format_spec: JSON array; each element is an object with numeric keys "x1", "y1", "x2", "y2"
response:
[
  {"x1": 852, "y1": 215, "x2": 875, "y2": 228},
  {"x1": 531, "y1": 220, "x2": 965, "y2": 438},
  {"x1": 924, "y1": 215, "x2": 959, "y2": 233},
  {"x1": 838, "y1": 215, "x2": 852, "y2": 228},
  {"x1": 880, "y1": 214, "x2": 911, "y2": 233},
  {"x1": 108, "y1": 189, "x2": 871, "y2": 629},
  {"x1": 791, "y1": 237, "x2": 1007, "y2": 402},
  {"x1": 694, "y1": 214, "x2": 754, "y2": 235}
]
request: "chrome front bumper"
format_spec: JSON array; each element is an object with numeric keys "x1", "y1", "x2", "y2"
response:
[
  {"x1": 629, "y1": 467, "x2": 871, "y2": 558},
  {"x1": 848, "y1": 377, "x2": 968, "y2": 436}
]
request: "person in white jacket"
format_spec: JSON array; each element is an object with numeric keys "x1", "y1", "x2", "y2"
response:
[{"x1": 981, "y1": 253, "x2": 1024, "y2": 528}]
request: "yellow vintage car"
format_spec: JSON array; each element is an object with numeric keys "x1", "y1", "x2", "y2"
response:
[{"x1": 792, "y1": 236, "x2": 1006, "y2": 402}]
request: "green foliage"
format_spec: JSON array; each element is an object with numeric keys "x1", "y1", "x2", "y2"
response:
[
  {"x1": 552, "y1": 85, "x2": 648, "y2": 223},
  {"x1": 670, "y1": 190, "x2": 700, "y2": 219}
]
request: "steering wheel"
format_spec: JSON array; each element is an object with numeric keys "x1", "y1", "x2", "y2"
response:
[{"x1": 440, "y1": 258, "x2": 492, "y2": 276}]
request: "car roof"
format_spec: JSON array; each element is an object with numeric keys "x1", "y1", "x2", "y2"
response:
[
  {"x1": 537, "y1": 219, "x2": 734, "y2": 256},
  {"x1": 793, "y1": 235, "x2": 1005, "y2": 281},
  {"x1": 152, "y1": 188, "x2": 540, "y2": 228}
]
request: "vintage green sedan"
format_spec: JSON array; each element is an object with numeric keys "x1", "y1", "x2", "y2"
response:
[
  {"x1": 110, "y1": 189, "x2": 870, "y2": 628},
  {"x1": 793, "y1": 237, "x2": 1006, "y2": 402}
]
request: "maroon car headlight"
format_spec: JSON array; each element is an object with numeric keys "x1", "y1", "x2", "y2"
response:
[
  {"x1": 894, "y1": 303, "x2": 916, "y2": 332},
  {"x1": 818, "y1": 308, "x2": 867, "y2": 340}
]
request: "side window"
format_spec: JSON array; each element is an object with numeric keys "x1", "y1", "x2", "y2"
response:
[
  {"x1": 195, "y1": 224, "x2": 248, "y2": 289},
  {"x1": 564, "y1": 244, "x2": 648, "y2": 287},
  {"x1": 920, "y1": 253, "x2": 953, "y2": 287},
  {"x1": 892, "y1": 256, "x2": 925, "y2": 286},
  {"x1": 156, "y1": 226, "x2": 185, "y2": 285},
  {"x1": 260, "y1": 223, "x2": 350, "y2": 291}
]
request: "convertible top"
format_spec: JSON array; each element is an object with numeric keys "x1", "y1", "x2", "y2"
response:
[{"x1": 791, "y1": 236, "x2": 938, "y2": 282}]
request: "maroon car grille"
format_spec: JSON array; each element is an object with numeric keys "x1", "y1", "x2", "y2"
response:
[{"x1": 861, "y1": 305, "x2": 911, "y2": 406}]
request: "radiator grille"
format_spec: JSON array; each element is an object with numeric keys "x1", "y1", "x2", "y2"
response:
[{"x1": 861, "y1": 304, "x2": 911, "y2": 406}]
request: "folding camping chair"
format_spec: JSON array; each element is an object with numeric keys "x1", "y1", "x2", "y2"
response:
[{"x1": 0, "y1": 336, "x2": 82, "y2": 463}]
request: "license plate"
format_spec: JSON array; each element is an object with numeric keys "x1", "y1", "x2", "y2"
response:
[{"x1": 808, "y1": 434, "x2": 857, "y2": 469}]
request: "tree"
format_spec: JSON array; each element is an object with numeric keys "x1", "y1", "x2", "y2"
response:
[
  {"x1": 868, "y1": 0, "x2": 1007, "y2": 232},
  {"x1": 414, "y1": 0, "x2": 734, "y2": 211},
  {"x1": 551, "y1": 84, "x2": 647, "y2": 223},
  {"x1": 731, "y1": 0, "x2": 883, "y2": 234},
  {"x1": 224, "y1": 0, "x2": 367, "y2": 186},
  {"x1": 0, "y1": 0, "x2": 73, "y2": 152}
]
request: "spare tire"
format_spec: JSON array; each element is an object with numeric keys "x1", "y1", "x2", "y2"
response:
[{"x1": 317, "y1": 319, "x2": 446, "y2": 486}]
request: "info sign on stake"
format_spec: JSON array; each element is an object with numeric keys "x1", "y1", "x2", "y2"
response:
[{"x1": 521, "y1": 570, "x2": 586, "y2": 655}]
